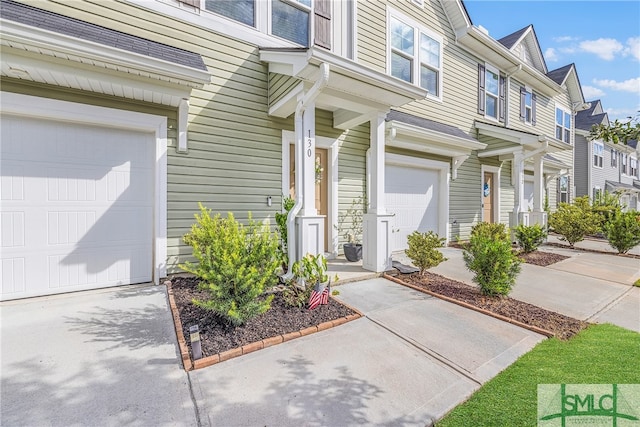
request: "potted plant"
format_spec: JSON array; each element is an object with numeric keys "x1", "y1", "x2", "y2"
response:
[{"x1": 335, "y1": 196, "x2": 365, "y2": 262}]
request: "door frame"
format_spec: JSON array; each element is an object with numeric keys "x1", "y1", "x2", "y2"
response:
[
  {"x1": 1, "y1": 91, "x2": 167, "y2": 286},
  {"x1": 480, "y1": 164, "x2": 501, "y2": 223},
  {"x1": 281, "y1": 130, "x2": 339, "y2": 257}
]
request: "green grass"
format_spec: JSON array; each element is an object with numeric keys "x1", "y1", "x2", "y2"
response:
[
  {"x1": 634, "y1": 278, "x2": 640, "y2": 287},
  {"x1": 436, "y1": 324, "x2": 640, "y2": 427}
]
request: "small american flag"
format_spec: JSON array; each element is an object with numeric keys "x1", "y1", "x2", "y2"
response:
[{"x1": 308, "y1": 280, "x2": 330, "y2": 310}]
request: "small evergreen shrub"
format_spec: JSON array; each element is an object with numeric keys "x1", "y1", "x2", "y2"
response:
[
  {"x1": 604, "y1": 210, "x2": 640, "y2": 254},
  {"x1": 592, "y1": 191, "x2": 622, "y2": 231},
  {"x1": 180, "y1": 205, "x2": 279, "y2": 326},
  {"x1": 406, "y1": 231, "x2": 447, "y2": 275},
  {"x1": 463, "y1": 223, "x2": 521, "y2": 296},
  {"x1": 283, "y1": 253, "x2": 334, "y2": 308},
  {"x1": 514, "y1": 223, "x2": 547, "y2": 253},
  {"x1": 548, "y1": 203, "x2": 600, "y2": 247},
  {"x1": 275, "y1": 196, "x2": 295, "y2": 269}
]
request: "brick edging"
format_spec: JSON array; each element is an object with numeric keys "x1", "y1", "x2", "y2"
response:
[
  {"x1": 165, "y1": 281, "x2": 364, "y2": 371},
  {"x1": 543, "y1": 242, "x2": 640, "y2": 259},
  {"x1": 383, "y1": 273, "x2": 555, "y2": 338}
]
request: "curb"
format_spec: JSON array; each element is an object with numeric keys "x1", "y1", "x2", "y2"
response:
[
  {"x1": 382, "y1": 273, "x2": 555, "y2": 338},
  {"x1": 166, "y1": 281, "x2": 364, "y2": 371},
  {"x1": 544, "y1": 242, "x2": 640, "y2": 259}
]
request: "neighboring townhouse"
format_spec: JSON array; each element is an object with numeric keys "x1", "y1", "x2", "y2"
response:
[
  {"x1": 574, "y1": 100, "x2": 640, "y2": 210},
  {"x1": 0, "y1": 0, "x2": 585, "y2": 301}
]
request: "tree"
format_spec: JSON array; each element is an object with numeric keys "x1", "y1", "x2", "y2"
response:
[{"x1": 589, "y1": 112, "x2": 640, "y2": 145}]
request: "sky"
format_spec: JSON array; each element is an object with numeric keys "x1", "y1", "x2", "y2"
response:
[{"x1": 462, "y1": 0, "x2": 640, "y2": 122}]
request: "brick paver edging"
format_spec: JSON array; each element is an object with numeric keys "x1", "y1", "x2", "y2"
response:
[
  {"x1": 165, "y1": 281, "x2": 364, "y2": 371},
  {"x1": 382, "y1": 273, "x2": 555, "y2": 338}
]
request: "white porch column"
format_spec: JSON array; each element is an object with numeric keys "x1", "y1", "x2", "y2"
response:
[
  {"x1": 530, "y1": 153, "x2": 547, "y2": 227},
  {"x1": 297, "y1": 103, "x2": 324, "y2": 257},
  {"x1": 363, "y1": 112, "x2": 393, "y2": 272},
  {"x1": 510, "y1": 151, "x2": 526, "y2": 227}
]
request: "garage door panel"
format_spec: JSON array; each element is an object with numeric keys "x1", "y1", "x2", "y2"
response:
[{"x1": 1, "y1": 114, "x2": 154, "y2": 300}]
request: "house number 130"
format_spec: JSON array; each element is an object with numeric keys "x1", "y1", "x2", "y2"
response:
[{"x1": 307, "y1": 136, "x2": 312, "y2": 158}]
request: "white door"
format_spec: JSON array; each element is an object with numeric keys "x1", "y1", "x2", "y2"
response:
[
  {"x1": 1, "y1": 114, "x2": 154, "y2": 300},
  {"x1": 524, "y1": 180, "x2": 534, "y2": 212},
  {"x1": 385, "y1": 164, "x2": 439, "y2": 252}
]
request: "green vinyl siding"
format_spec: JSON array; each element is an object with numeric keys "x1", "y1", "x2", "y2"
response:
[{"x1": 268, "y1": 73, "x2": 300, "y2": 110}]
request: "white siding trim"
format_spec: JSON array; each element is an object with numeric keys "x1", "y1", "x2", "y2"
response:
[
  {"x1": 385, "y1": 153, "x2": 450, "y2": 242},
  {"x1": 1, "y1": 92, "x2": 168, "y2": 284}
]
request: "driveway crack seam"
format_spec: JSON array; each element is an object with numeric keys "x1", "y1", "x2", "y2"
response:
[
  {"x1": 585, "y1": 286, "x2": 635, "y2": 322},
  {"x1": 365, "y1": 316, "x2": 482, "y2": 386},
  {"x1": 186, "y1": 372, "x2": 202, "y2": 427}
]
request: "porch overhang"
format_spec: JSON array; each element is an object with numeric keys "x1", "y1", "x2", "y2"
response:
[
  {"x1": 0, "y1": 18, "x2": 210, "y2": 107},
  {"x1": 386, "y1": 120, "x2": 486, "y2": 157},
  {"x1": 606, "y1": 180, "x2": 640, "y2": 195},
  {"x1": 475, "y1": 121, "x2": 570, "y2": 154},
  {"x1": 259, "y1": 47, "x2": 427, "y2": 129},
  {"x1": 456, "y1": 27, "x2": 563, "y2": 98}
]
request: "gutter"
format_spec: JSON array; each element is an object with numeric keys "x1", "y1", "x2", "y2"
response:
[{"x1": 283, "y1": 62, "x2": 330, "y2": 280}]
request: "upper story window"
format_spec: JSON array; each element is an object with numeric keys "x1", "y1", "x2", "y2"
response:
[
  {"x1": 555, "y1": 107, "x2": 571, "y2": 143},
  {"x1": 271, "y1": 0, "x2": 311, "y2": 46},
  {"x1": 593, "y1": 142, "x2": 603, "y2": 168},
  {"x1": 520, "y1": 86, "x2": 536, "y2": 125},
  {"x1": 622, "y1": 154, "x2": 628, "y2": 174},
  {"x1": 478, "y1": 63, "x2": 505, "y2": 122},
  {"x1": 631, "y1": 157, "x2": 638, "y2": 177},
  {"x1": 611, "y1": 148, "x2": 618, "y2": 167},
  {"x1": 206, "y1": 0, "x2": 255, "y2": 27},
  {"x1": 388, "y1": 9, "x2": 443, "y2": 99}
]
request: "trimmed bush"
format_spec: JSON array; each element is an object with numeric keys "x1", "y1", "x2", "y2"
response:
[
  {"x1": 406, "y1": 231, "x2": 447, "y2": 275},
  {"x1": 514, "y1": 223, "x2": 547, "y2": 253},
  {"x1": 275, "y1": 196, "x2": 295, "y2": 269},
  {"x1": 463, "y1": 222, "x2": 521, "y2": 296},
  {"x1": 548, "y1": 203, "x2": 600, "y2": 247},
  {"x1": 180, "y1": 205, "x2": 279, "y2": 326},
  {"x1": 604, "y1": 211, "x2": 640, "y2": 254}
]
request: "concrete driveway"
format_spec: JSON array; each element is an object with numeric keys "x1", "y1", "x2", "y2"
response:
[{"x1": 0, "y1": 284, "x2": 196, "y2": 427}]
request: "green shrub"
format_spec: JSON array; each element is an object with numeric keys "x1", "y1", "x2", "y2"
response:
[
  {"x1": 275, "y1": 196, "x2": 295, "y2": 269},
  {"x1": 180, "y1": 205, "x2": 279, "y2": 326},
  {"x1": 592, "y1": 191, "x2": 623, "y2": 231},
  {"x1": 548, "y1": 203, "x2": 600, "y2": 247},
  {"x1": 406, "y1": 231, "x2": 447, "y2": 275},
  {"x1": 604, "y1": 211, "x2": 640, "y2": 254},
  {"x1": 283, "y1": 253, "x2": 334, "y2": 308},
  {"x1": 463, "y1": 224, "x2": 521, "y2": 296},
  {"x1": 514, "y1": 223, "x2": 547, "y2": 253}
]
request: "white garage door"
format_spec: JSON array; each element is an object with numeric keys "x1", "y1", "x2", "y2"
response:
[
  {"x1": 1, "y1": 114, "x2": 154, "y2": 300},
  {"x1": 386, "y1": 164, "x2": 440, "y2": 252}
]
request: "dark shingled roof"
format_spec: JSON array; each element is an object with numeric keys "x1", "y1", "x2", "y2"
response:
[
  {"x1": 386, "y1": 110, "x2": 478, "y2": 142},
  {"x1": 497, "y1": 26, "x2": 530, "y2": 49},
  {"x1": 575, "y1": 100, "x2": 608, "y2": 130},
  {"x1": 546, "y1": 64, "x2": 574, "y2": 85},
  {"x1": 605, "y1": 180, "x2": 640, "y2": 192},
  {"x1": 628, "y1": 140, "x2": 638, "y2": 150},
  {"x1": 0, "y1": 0, "x2": 206, "y2": 71}
]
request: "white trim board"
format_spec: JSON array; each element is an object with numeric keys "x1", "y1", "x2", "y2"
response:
[{"x1": 1, "y1": 92, "x2": 168, "y2": 285}]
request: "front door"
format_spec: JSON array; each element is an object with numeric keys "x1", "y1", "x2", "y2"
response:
[
  {"x1": 483, "y1": 172, "x2": 494, "y2": 223},
  {"x1": 289, "y1": 145, "x2": 328, "y2": 251}
]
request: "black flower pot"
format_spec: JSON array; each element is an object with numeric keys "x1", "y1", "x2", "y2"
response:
[{"x1": 343, "y1": 243, "x2": 363, "y2": 262}]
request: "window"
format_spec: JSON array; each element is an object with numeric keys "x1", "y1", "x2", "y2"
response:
[
  {"x1": 622, "y1": 154, "x2": 628, "y2": 175},
  {"x1": 611, "y1": 148, "x2": 618, "y2": 167},
  {"x1": 388, "y1": 10, "x2": 443, "y2": 99},
  {"x1": 520, "y1": 86, "x2": 536, "y2": 125},
  {"x1": 593, "y1": 187, "x2": 602, "y2": 203},
  {"x1": 559, "y1": 175, "x2": 569, "y2": 203},
  {"x1": 555, "y1": 107, "x2": 571, "y2": 143},
  {"x1": 631, "y1": 157, "x2": 638, "y2": 177},
  {"x1": 478, "y1": 63, "x2": 505, "y2": 121},
  {"x1": 593, "y1": 142, "x2": 603, "y2": 168},
  {"x1": 205, "y1": 0, "x2": 255, "y2": 26},
  {"x1": 272, "y1": 0, "x2": 311, "y2": 46}
]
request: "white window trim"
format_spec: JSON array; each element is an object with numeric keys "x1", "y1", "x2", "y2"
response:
[
  {"x1": 267, "y1": 0, "x2": 313, "y2": 47},
  {"x1": 622, "y1": 153, "x2": 628, "y2": 175},
  {"x1": 593, "y1": 141, "x2": 604, "y2": 169},
  {"x1": 282, "y1": 130, "x2": 339, "y2": 257},
  {"x1": 483, "y1": 62, "x2": 500, "y2": 121},
  {"x1": 630, "y1": 156, "x2": 639, "y2": 177},
  {"x1": 555, "y1": 105, "x2": 572, "y2": 143},
  {"x1": 386, "y1": 6, "x2": 443, "y2": 102},
  {"x1": 611, "y1": 148, "x2": 618, "y2": 168},
  {"x1": 481, "y1": 165, "x2": 501, "y2": 223},
  {"x1": 523, "y1": 85, "x2": 533, "y2": 125},
  {"x1": 593, "y1": 186, "x2": 602, "y2": 203},
  {"x1": 2, "y1": 91, "x2": 168, "y2": 284}
]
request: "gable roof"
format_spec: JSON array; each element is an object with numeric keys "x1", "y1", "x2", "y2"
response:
[
  {"x1": 546, "y1": 63, "x2": 585, "y2": 106},
  {"x1": 576, "y1": 100, "x2": 609, "y2": 130},
  {"x1": 546, "y1": 64, "x2": 574, "y2": 86},
  {"x1": 497, "y1": 26, "x2": 529, "y2": 49},
  {"x1": 497, "y1": 25, "x2": 547, "y2": 73},
  {"x1": 0, "y1": 0, "x2": 206, "y2": 71}
]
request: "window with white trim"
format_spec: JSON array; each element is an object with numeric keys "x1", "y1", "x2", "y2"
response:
[
  {"x1": 555, "y1": 107, "x2": 571, "y2": 143},
  {"x1": 559, "y1": 175, "x2": 569, "y2": 203},
  {"x1": 520, "y1": 86, "x2": 536, "y2": 125},
  {"x1": 593, "y1": 187, "x2": 602, "y2": 203},
  {"x1": 631, "y1": 157, "x2": 638, "y2": 177},
  {"x1": 611, "y1": 148, "x2": 617, "y2": 167},
  {"x1": 205, "y1": 0, "x2": 256, "y2": 27},
  {"x1": 388, "y1": 10, "x2": 443, "y2": 99},
  {"x1": 593, "y1": 142, "x2": 603, "y2": 168},
  {"x1": 622, "y1": 154, "x2": 628, "y2": 175},
  {"x1": 478, "y1": 63, "x2": 505, "y2": 121}
]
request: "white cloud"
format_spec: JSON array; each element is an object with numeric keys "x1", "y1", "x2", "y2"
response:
[
  {"x1": 605, "y1": 107, "x2": 639, "y2": 122},
  {"x1": 579, "y1": 38, "x2": 623, "y2": 60},
  {"x1": 544, "y1": 48, "x2": 558, "y2": 62},
  {"x1": 553, "y1": 36, "x2": 579, "y2": 43},
  {"x1": 593, "y1": 77, "x2": 640, "y2": 94},
  {"x1": 559, "y1": 46, "x2": 577, "y2": 54},
  {"x1": 582, "y1": 85, "x2": 606, "y2": 99},
  {"x1": 623, "y1": 37, "x2": 640, "y2": 61}
]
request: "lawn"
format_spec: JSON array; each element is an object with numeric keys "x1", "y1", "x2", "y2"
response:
[{"x1": 436, "y1": 324, "x2": 640, "y2": 426}]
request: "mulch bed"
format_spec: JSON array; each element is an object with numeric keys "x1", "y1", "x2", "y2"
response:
[
  {"x1": 518, "y1": 250, "x2": 569, "y2": 266},
  {"x1": 388, "y1": 271, "x2": 588, "y2": 340},
  {"x1": 170, "y1": 276, "x2": 356, "y2": 360}
]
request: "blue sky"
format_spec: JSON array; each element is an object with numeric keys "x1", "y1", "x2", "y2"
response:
[{"x1": 463, "y1": 1, "x2": 640, "y2": 121}]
